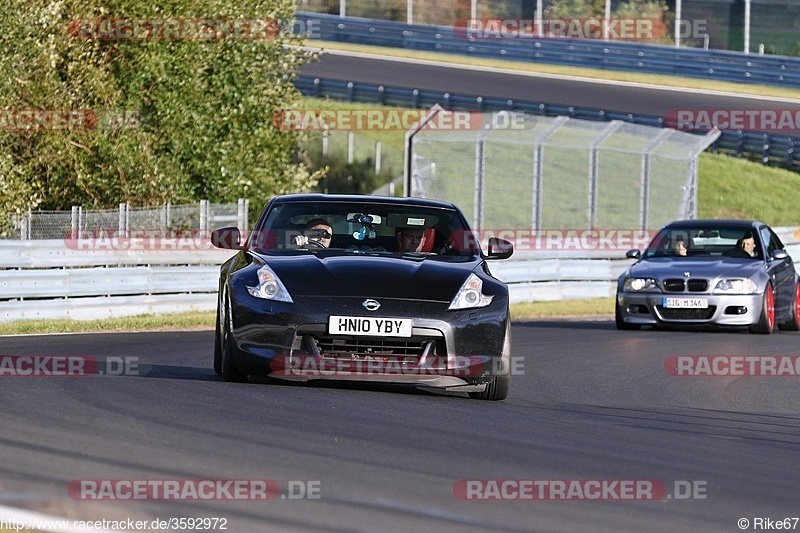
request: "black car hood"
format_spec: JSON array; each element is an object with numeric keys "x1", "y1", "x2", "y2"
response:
[{"x1": 256, "y1": 251, "x2": 481, "y2": 300}]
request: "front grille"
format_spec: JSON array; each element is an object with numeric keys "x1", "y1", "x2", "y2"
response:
[
  {"x1": 687, "y1": 279, "x2": 709, "y2": 292},
  {"x1": 663, "y1": 279, "x2": 686, "y2": 292},
  {"x1": 312, "y1": 335, "x2": 438, "y2": 358},
  {"x1": 656, "y1": 306, "x2": 717, "y2": 320}
]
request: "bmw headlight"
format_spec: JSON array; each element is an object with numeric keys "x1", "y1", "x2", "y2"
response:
[
  {"x1": 246, "y1": 264, "x2": 294, "y2": 302},
  {"x1": 713, "y1": 278, "x2": 757, "y2": 294},
  {"x1": 448, "y1": 273, "x2": 494, "y2": 310},
  {"x1": 623, "y1": 278, "x2": 660, "y2": 292}
]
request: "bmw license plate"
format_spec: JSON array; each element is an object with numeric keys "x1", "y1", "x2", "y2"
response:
[
  {"x1": 328, "y1": 316, "x2": 413, "y2": 337},
  {"x1": 662, "y1": 298, "x2": 708, "y2": 309}
]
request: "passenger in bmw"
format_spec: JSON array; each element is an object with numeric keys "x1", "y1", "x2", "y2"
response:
[
  {"x1": 724, "y1": 233, "x2": 757, "y2": 258},
  {"x1": 293, "y1": 218, "x2": 333, "y2": 248}
]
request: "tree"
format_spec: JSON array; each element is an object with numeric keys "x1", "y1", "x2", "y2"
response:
[
  {"x1": 613, "y1": 0, "x2": 671, "y2": 44},
  {"x1": 0, "y1": 0, "x2": 321, "y2": 233},
  {"x1": 544, "y1": 0, "x2": 598, "y2": 20}
]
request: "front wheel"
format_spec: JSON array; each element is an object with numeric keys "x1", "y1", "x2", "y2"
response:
[
  {"x1": 778, "y1": 281, "x2": 800, "y2": 331},
  {"x1": 470, "y1": 322, "x2": 511, "y2": 401},
  {"x1": 213, "y1": 302, "x2": 222, "y2": 375},
  {"x1": 220, "y1": 294, "x2": 248, "y2": 382},
  {"x1": 749, "y1": 285, "x2": 775, "y2": 335}
]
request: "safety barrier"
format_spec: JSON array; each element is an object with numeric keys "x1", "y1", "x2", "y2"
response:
[
  {"x1": 1, "y1": 227, "x2": 798, "y2": 321},
  {"x1": 295, "y1": 76, "x2": 800, "y2": 171},
  {"x1": 296, "y1": 12, "x2": 800, "y2": 89}
]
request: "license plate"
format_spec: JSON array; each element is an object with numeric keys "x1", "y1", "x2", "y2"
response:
[
  {"x1": 328, "y1": 316, "x2": 413, "y2": 337},
  {"x1": 662, "y1": 298, "x2": 708, "y2": 309}
]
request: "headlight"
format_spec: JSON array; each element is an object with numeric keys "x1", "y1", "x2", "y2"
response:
[
  {"x1": 448, "y1": 273, "x2": 494, "y2": 310},
  {"x1": 623, "y1": 278, "x2": 660, "y2": 292},
  {"x1": 713, "y1": 278, "x2": 757, "y2": 294},
  {"x1": 246, "y1": 264, "x2": 294, "y2": 302}
]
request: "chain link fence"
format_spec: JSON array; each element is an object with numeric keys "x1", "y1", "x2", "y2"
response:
[
  {"x1": 13, "y1": 200, "x2": 248, "y2": 240},
  {"x1": 405, "y1": 107, "x2": 720, "y2": 232}
]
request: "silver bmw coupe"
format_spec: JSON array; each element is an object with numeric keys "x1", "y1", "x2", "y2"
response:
[{"x1": 616, "y1": 220, "x2": 799, "y2": 334}]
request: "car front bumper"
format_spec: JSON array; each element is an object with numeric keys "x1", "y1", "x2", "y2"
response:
[
  {"x1": 228, "y1": 290, "x2": 509, "y2": 389},
  {"x1": 617, "y1": 292, "x2": 764, "y2": 327}
]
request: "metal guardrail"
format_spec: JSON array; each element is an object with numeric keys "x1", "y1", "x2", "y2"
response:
[
  {"x1": 295, "y1": 76, "x2": 800, "y2": 171},
  {"x1": 297, "y1": 12, "x2": 800, "y2": 89},
  {"x1": 2, "y1": 228, "x2": 799, "y2": 321}
]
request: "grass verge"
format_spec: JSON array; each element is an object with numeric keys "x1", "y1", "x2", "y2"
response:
[
  {"x1": 0, "y1": 311, "x2": 216, "y2": 336},
  {"x1": 511, "y1": 298, "x2": 614, "y2": 321},
  {"x1": 309, "y1": 40, "x2": 800, "y2": 101},
  {"x1": 0, "y1": 300, "x2": 618, "y2": 335}
]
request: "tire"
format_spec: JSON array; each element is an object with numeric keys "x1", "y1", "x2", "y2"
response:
[
  {"x1": 470, "y1": 322, "x2": 511, "y2": 401},
  {"x1": 615, "y1": 300, "x2": 641, "y2": 330},
  {"x1": 778, "y1": 281, "x2": 800, "y2": 331},
  {"x1": 213, "y1": 302, "x2": 222, "y2": 375},
  {"x1": 220, "y1": 294, "x2": 248, "y2": 382},
  {"x1": 749, "y1": 284, "x2": 775, "y2": 335}
]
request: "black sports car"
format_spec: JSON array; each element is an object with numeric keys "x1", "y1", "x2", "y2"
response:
[{"x1": 211, "y1": 194, "x2": 514, "y2": 400}]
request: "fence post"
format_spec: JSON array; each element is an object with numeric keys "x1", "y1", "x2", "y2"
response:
[
  {"x1": 588, "y1": 121, "x2": 623, "y2": 230},
  {"x1": 71, "y1": 206, "x2": 79, "y2": 239},
  {"x1": 641, "y1": 128, "x2": 673, "y2": 230},
  {"x1": 347, "y1": 131, "x2": 354, "y2": 164},
  {"x1": 237, "y1": 198, "x2": 248, "y2": 234},
  {"x1": 322, "y1": 127, "x2": 329, "y2": 157},
  {"x1": 532, "y1": 116, "x2": 569, "y2": 232},
  {"x1": 375, "y1": 141, "x2": 382, "y2": 174},
  {"x1": 119, "y1": 203, "x2": 129, "y2": 237},
  {"x1": 474, "y1": 126, "x2": 492, "y2": 231},
  {"x1": 200, "y1": 200, "x2": 209, "y2": 232}
]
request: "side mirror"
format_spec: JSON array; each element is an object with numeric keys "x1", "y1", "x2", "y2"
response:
[
  {"x1": 212, "y1": 227, "x2": 243, "y2": 250},
  {"x1": 626, "y1": 249, "x2": 641, "y2": 259},
  {"x1": 486, "y1": 237, "x2": 513, "y2": 260},
  {"x1": 771, "y1": 249, "x2": 789, "y2": 261}
]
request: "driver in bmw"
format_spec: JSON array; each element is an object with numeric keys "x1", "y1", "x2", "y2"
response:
[{"x1": 293, "y1": 218, "x2": 332, "y2": 248}]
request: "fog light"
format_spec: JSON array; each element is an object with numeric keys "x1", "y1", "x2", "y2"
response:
[{"x1": 724, "y1": 306, "x2": 747, "y2": 315}]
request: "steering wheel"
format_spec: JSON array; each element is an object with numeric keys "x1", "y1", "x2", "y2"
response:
[{"x1": 305, "y1": 239, "x2": 326, "y2": 249}]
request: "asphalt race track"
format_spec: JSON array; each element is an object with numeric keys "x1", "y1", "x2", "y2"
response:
[
  {"x1": 1, "y1": 324, "x2": 798, "y2": 532},
  {"x1": 300, "y1": 52, "x2": 800, "y2": 130}
]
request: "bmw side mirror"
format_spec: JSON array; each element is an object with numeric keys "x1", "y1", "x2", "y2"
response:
[
  {"x1": 487, "y1": 237, "x2": 513, "y2": 260},
  {"x1": 626, "y1": 249, "x2": 641, "y2": 259},
  {"x1": 212, "y1": 227, "x2": 243, "y2": 250}
]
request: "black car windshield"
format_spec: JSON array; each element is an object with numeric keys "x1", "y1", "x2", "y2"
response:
[
  {"x1": 248, "y1": 201, "x2": 481, "y2": 256},
  {"x1": 644, "y1": 226, "x2": 761, "y2": 259}
]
